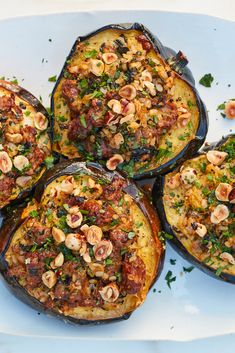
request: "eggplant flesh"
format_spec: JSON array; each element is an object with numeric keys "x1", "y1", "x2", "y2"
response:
[
  {"x1": 0, "y1": 80, "x2": 52, "y2": 208},
  {"x1": 0, "y1": 161, "x2": 164, "y2": 324},
  {"x1": 153, "y1": 134, "x2": 235, "y2": 283},
  {"x1": 51, "y1": 23, "x2": 208, "y2": 180}
]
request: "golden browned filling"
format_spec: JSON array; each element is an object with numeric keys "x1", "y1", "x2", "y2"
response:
[
  {"x1": 163, "y1": 136, "x2": 235, "y2": 275},
  {"x1": 5, "y1": 172, "x2": 160, "y2": 319},
  {"x1": 0, "y1": 85, "x2": 52, "y2": 207},
  {"x1": 53, "y1": 29, "x2": 199, "y2": 176}
]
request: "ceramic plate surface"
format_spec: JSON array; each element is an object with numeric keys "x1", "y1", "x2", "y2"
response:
[{"x1": 0, "y1": 10, "x2": 234, "y2": 341}]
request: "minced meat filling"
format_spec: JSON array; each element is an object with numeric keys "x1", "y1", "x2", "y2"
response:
[{"x1": 6, "y1": 173, "x2": 147, "y2": 311}]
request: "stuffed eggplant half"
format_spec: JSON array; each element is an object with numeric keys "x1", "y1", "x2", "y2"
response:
[
  {"x1": 51, "y1": 23, "x2": 208, "y2": 179},
  {"x1": 0, "y1": 161, "x2": 164, "y2": 324},
  {"x1": 0, "y1": 80, "x2": 52, "y2": 208},
  {"x1": 153, "y1": 135, "x2": 235, "y2": 282}
]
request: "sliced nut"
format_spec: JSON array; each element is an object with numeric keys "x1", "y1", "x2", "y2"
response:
[
  {"x1": 107, "y1": 99, "x2": 122, "y2": 114},
  {"x1": 34, "y1": 112, "x2": 48, "y2": 131},
  {"x1": 0, "y1": 151, "x2": 12, "y2": 173},
  {"x1": 51, "y1": 252, "x2": 64, "y2": 268},
  {"x1": 88, "y1": 262, "x2": 104, "y2": 276},
  {"x1": 68, "y1": 206, "x2": 80, "y2": 215},
  {"x1": 42, "y1": 270, "x2": 57, "y2": 289},
  {"x1": 99, "y1": 283, "x2": 119, "y2": 302},
  {"x1": 210, "y1": 204, "x2": 229, "y2": 224},
  {"x1": 52, "y1": 227, "x2": 65, "y2": 243},
  {"x1": 180, "y1": 167, "x2": 197, "y2": 184},
  {"x1": 225, "y1": 100, "x2": 235, "y2": 120},
  {"x1": 120, "y1": 99, "x2": 135, "y2": 115},
  {"x1": 206, "y1": 150, "x2": 228, "y2": 166},
  {"x1": 106, "y1": 154, "x2": 124, "y2": 171},
  {"x1": 143, "y1": 81, "x2": 156, "y2": 96},
  {"x1": 59, "y1": 176, "x2": 74, "y2": 194},
  {"x1": 215, "y1": 183, "x2": 233, "y2": 202},
  {"x1": 120, "y1": 113, "x2": 134, "y2": 124},
  {"x1": 119, "y1": 85, "x2": 136, "y2": 100},
  {"x1": 66, "y1": 212, "x2": 83, "y2": 228},
  {"x1": 220, "y1": 252, "x2": 235, "y2": 265},
  {"x1": 13, "y1": 155, "x2": 29, "y2": 171},
  {"x1": 80, "y1": 224, "x2": 89, "y2": 233},
  {"x1": 6, "y1": 142, "x2": 18, "y2": 157},
  {"x1": 90, "y1": 59, "x2": 104, "y2": 76},
  {"x1": 167, "y1": 173, "x2": 181, "y2": 189},
  {"x1": 229, "y1": 188, "x2": 235, "y2": 204},
  {"x1": 16, "y1": 176, "x2": 32, "y2": 188},
  {"x1": 102, "y1": 53, "x2": 118, "y2": 65},
  {"x1": 86, "y1": 225, "x2": 103, "y2": 245},
  {"x1": 192, "y1": 222, "x2": 207, "y2": 237},
  {"x1": 5, "y1": 132, "x2": 23, "y2": 144},
  {"x1": 65, "y1": 233, "x2": 82, "y2": 251},
  {"x1": 79, "y1": 241, "x2": 87, "y2": 256},
  {"x1": 93, "y1": 240, "x2": 113, "y2": 261}
]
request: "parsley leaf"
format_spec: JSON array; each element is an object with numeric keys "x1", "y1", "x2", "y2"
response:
[{"x1": 199, "y1": 73, "x2": 214, "y2": 87}]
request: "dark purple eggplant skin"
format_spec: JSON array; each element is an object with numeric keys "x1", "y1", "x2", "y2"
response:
[
  {"x1": 50, "y1": 22, "x2": 208, "y2": 180},
  {"x1": 0, "y1": 80, "x2": 54, "y2": 208},
  {"x1": 0, "y1": 161, "x2": 165, "y2": 325},
  {"x1": 152, "y1": 134, "x2": 235, "y2": 284}
]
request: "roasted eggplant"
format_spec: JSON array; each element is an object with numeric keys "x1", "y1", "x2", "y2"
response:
[
  {"x1": 0, "y1": 80, "x2": 52, "y2": 208},
  {"x1": 153, "y1": 134, "x2": 235, "y2": 282},
  {"x1": 0, "y1": 161, "x2": 164, "y2": 324},
  {"x1": 51, "y1": 23, "x2": 208, "y2": 180}
]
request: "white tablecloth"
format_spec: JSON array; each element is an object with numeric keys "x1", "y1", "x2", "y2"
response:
[{"x1": 0, "y1": 1, "x2": 234, "y2": 352}]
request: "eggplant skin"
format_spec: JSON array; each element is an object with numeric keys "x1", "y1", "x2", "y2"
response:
[
  {"x1": 0, "y1": 161, "x2": 164, "y2": 325},
  {"x1": 51, "y1": 22, "x2": 208, "y2": 180},
  {"x1": 0, "y1": 80, "x2": 53, "y2": 208},
  {"x1": 153, "y1": 134, "x2": 235, "y2": 284}
]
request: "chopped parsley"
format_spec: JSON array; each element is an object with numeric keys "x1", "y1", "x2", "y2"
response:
[
  {"x1": 165, "y1": 270, "x2": 176, "y2": 289},
  {"x1": 29, "y1": 210, "x2": 38, "y2": 218},
  {"x1": 84, "y1": 49, "x2": 98, "y2": 59},
  {"x1": 44, "y1": 156, "x2": 55, "y2": 169},
  {"x1": 48, "y1": 75, "x2": 57, "y2": 82},
  {"x1": 183, "y1": 265, "x2": 194, "y2": 273},
  {"x1": 199, "y1": 73, "x2": 214, "y2": 87}
]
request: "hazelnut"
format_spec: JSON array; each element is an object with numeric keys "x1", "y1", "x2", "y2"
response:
[
  {"x1": 5, "y1": 132, "x2": 23, "y2": 144},
  {"x1": 120, "y1": 99, "x2": 135, "y2": 115},
  {"x1": 108, "y1": 99, "x2": 122, "y2": 114},
  {"x1": 141, "y1": 70, "x2": 152, "y2": 82},
  {"x1": 86, "y1": 225, "x2": 103, "y2": 245},
  {"x1": 215, "y1": 183, "x2": 233, "y2": 202},
  {"x1": 65, "y1": 233, "x2": 82, "y2": 251},
  {"x1": 93, "y1": 240, "x2": 113, "y2": 261},
  {"x1": 206, "y1": 150, "x2": 228, "y2": 166},
  {"x1": 59, "y1": 176, "x2": 74, "y2": 194},
  {"x1": 192, "y1": 222, "x2": 207, "y2": 237},
  {"x1": 42, "y1": 270, "x2": 57, "y2": 289},
  {"x1": 106, "y1": 154, "x2": 124, "y2": 170},
  {"x1": 16, "y1": 176, "x2": 32, "y2": 188},
  {"x1": 113, "y1": 133, "x2": 124, "y2": 148},
  {"x1": 34, "y1": 112, "x2": 48, "y2": 131},
  {"x1": 66, "y1": 212, "x2": 83, "y2": 228},
  {"x1": 210, "y1": 204, "x2": 229, "y2": 224},
  {"x1": 180, "y1": 167, "x2": 197, "y2": 184},
  {"x1": 102, "y1": 53, "x2": 118, "y2": 65},
  {"x1": 13, "y1": 155, "x2": 30, "y2": 171},
  {"x1": 167, "y1": 173, "x2": 181, "y2": 189},
  {"x1": 51, "y1": 252, "x2": 64, "y2": 268},
  {"x1": 228, "y1": 188, "x2": 235, "y2": 204},
  {"x1": 220, "y1": 252, "x2": 235, "y2": 265},
  {"x1": 225, "y1": 100, "x2": 235, "y2": 120},
  {"x1": 99, "y1": 283, "x2": 119, "y2": 302},
  {"x1": 90, "y1": 59, "x2": 104, "y2": 76},
  {"x1": 0, "y1": 151, "x2": 12, "y2": 173},
  {"x1": 52, "y1": 227, "x2": 65, "y2": 243},
  {"x1": 119, "y1": 85, "x2": 136, "y2": 100}
]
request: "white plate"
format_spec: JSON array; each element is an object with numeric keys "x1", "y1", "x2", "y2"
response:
[{"x1": 0, "y1": 10, "x2": 234, "y2": 342}]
